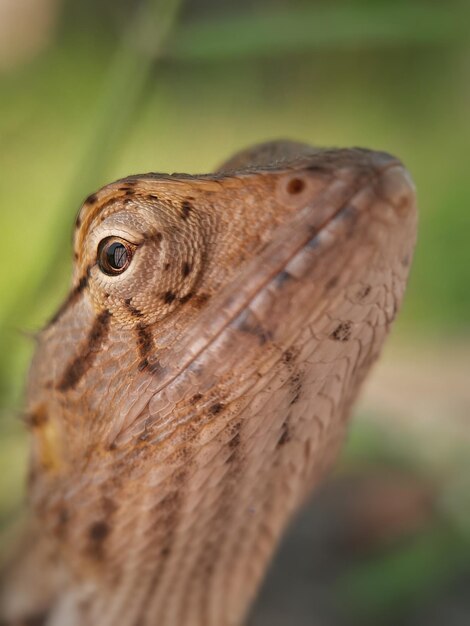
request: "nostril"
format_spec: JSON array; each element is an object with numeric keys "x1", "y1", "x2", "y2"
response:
[
  {"x1": 286, "y1": 177, "x2": 306, "y2": 194},
  {"x1": 378, "y1": 165, "x2": 416, "y2": 217}
]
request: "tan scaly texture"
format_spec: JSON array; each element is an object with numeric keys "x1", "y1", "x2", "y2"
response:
[{"x1": 0, "y1": 141, "x2": 417, "y2": 626}]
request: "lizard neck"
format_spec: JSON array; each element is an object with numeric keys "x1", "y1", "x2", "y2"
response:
[{"x1": 50, "y1": 415, "x2": 346, "y2": 626}]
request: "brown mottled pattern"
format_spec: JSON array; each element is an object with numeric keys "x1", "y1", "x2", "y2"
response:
[
  {"x1": 57, "y1": 309, "x2": 111, "y2": 391},
  {"x1": 0, "y1": 141, "x2": 417, "y2": 626},
  {"x1": 45, "y1": 266, "x2": 91, "y2": 328}
]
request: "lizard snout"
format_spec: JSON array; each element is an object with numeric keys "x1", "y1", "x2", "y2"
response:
[{"x1": 378, "y1": 164, "x2": 417, "y2": 218}]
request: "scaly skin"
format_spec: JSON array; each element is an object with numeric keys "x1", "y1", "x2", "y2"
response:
[{"x1": 0, "y1": 141, "x2": 417, "y2": 626}]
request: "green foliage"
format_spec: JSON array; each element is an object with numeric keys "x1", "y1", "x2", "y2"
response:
[
  {"x1": 340, "y1": 525, "x2": 470, "y2": 623},
  {"x1": 169, "y1": 3, "x2": 468, "y2": 61}
]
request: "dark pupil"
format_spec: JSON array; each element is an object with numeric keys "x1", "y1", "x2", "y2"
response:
[{"x1": 107, "y1": 242, "x2": 128, "y2": 269}]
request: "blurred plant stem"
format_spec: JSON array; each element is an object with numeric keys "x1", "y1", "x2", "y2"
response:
[
  {"x1": 169, "y1": 3, "x2": 467, "y2": 61},
  {"x1": 0, "y1": 0, "x2": 184, "y2": 403}
]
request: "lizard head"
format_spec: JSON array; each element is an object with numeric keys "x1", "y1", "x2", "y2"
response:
[{"x1": 24, "y1": 142, "x2": 416, "y2": 622}]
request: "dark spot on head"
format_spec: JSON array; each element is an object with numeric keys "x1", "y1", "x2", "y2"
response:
[
  {"x1": 136, "y1": 322, "x2": 153, "y2": 357},
  {"x1": 146, "y1": 194, "x2": 158, "y2": 201},
  {"x1": 138, "y1": 358, "x2": 149, "y2": 371},
  {"x1": 289, "y1": 387, "x2": 302, "y2": 406},
  {"x1": 88, "y1": 520, "x2": 110, "y2": 559},
  {"x1": 181, "y1": 199, "x2": 193, "y2": 220},
  {"x1": 164, "y1": 262, "x2": 171, "y2": 271},
  {"x1": 143, "y1": 231, "x2": 162, "y2": 245},
  {"x1": 274, "y1": 270, "x2": 292, "y2": 287},
  {"x1": 225, "y1": 450, "x2": 238, "y2": 465},
  {"x1": 179, "y1": 292, "x2": 193, "y2": 304},
  {"x1": 179, "y1": 291, "x2": 209, "y2": 308},
  {"x1": 357, "y1": 285, "x2": 371, "y2": 300},
  {"x1": 183, "y1": 262, "x2": 192, "y2": 277},
  {"x1": 289, "y1": 373, "x2": 302, "y2": 405},
  {"x1": 97, "y1": 198, "x2": 118, "y2": 213},
  {"x1": 125, "y1": 297, "x2": 144, "y2": 318},
  {"x1": 76, "y1": 268, "x2": 91, "y2": 293},
  {"x1": 228, "y1": 431, "x2": 241, "y2": 450},
  {"x1": 190, "y1": 393, "x2": 203, "y2": 404},
  {"x1": 55, "y1": 507, "x2": 69, "y2": 539},
  {"x1": 173, "y1": 469, "x2": 189, "y2": 486},
  {"x1": 402, "y1": 253, "x2": 411, "y2": 267},
  {"x1": 192, "y1": 292, "x2": 210, "y2": 308},
  {"x1": 73, "y1": 251, "x2": 79, "y2": 260},
  {"x1": 89, "y1": 520, "x2": 110, "y2": 543},
  {"x1": 139, "y1": 430, "x2": 150, "y2": 443},
  {"x1": 161, "y1": 545, "x2": 171, "y2": 558},
  {"x1": 283, "y1": 350, "x2": 294, "y2": 364},
  {"x1": 338, "y1": 204, "x2": 356, "y2": 222},
  {"x1": 46, "y1": 265, "x2": 92, "y2": 328},
  {"x1": 163, "y1": 291, "x2": 176, "y2": 304},
  {"x1": 26, "y1": 405, "x2": 48, "y2": 428},
  {"x1": 210, "y1": 402, "x2": 224, "y2": 415},
  {"x1": 85, "y1": 193, "x2": 97, "y2": 205},
  {"x1": 277, "y1": 423, "x2": 291, "y2": 447},
  {"x1": 330, "y1": 321, "x2": 352, "y2": 342},
  {"x1": 306, "y1": 233, "x2": 320, "y2": 248},
  {"x1": 89, "y1": 310, "x2": 111, "y2": 343},
  {"x1": 172, "y1": 445, "x2": 192, "y2": 464},
  {"x1": 225, "y1": 446, "x2": 240, "y2": 466},
  {"x1": 235, "y1": 310, "x2": 272, "y2": 345},
  {"x1": 138, "y1": 358, "x2": 163, "y2": 376},
  {"x1": 287, "y1": 177, "x2": 305, "y2": 194},
  {"x1": 326, "y1": 275, "x2": 339, "y2": 290},
  {"x1": 57, "y1": 309, "x2": 111, "y2": 391},
  {"x1": 120, "y1": 179, "x2": 137, "y2": 189}
]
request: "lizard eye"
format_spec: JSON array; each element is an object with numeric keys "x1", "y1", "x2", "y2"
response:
[{"x1": 98, "y1": 237, "x2": 134, "y2": 276}]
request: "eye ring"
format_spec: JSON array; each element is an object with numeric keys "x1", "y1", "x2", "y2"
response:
[{"x1": 97, "y1": 237, "x2": 134, "y2": 276}]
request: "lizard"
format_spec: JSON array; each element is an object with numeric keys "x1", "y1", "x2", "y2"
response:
[{"x1": 0, "y1": 140, "x2": 417, "y2": 626}]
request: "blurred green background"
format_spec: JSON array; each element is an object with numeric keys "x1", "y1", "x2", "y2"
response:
[{"x1": 0, "y1": 0, "x2": 469, "y2": 624}]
